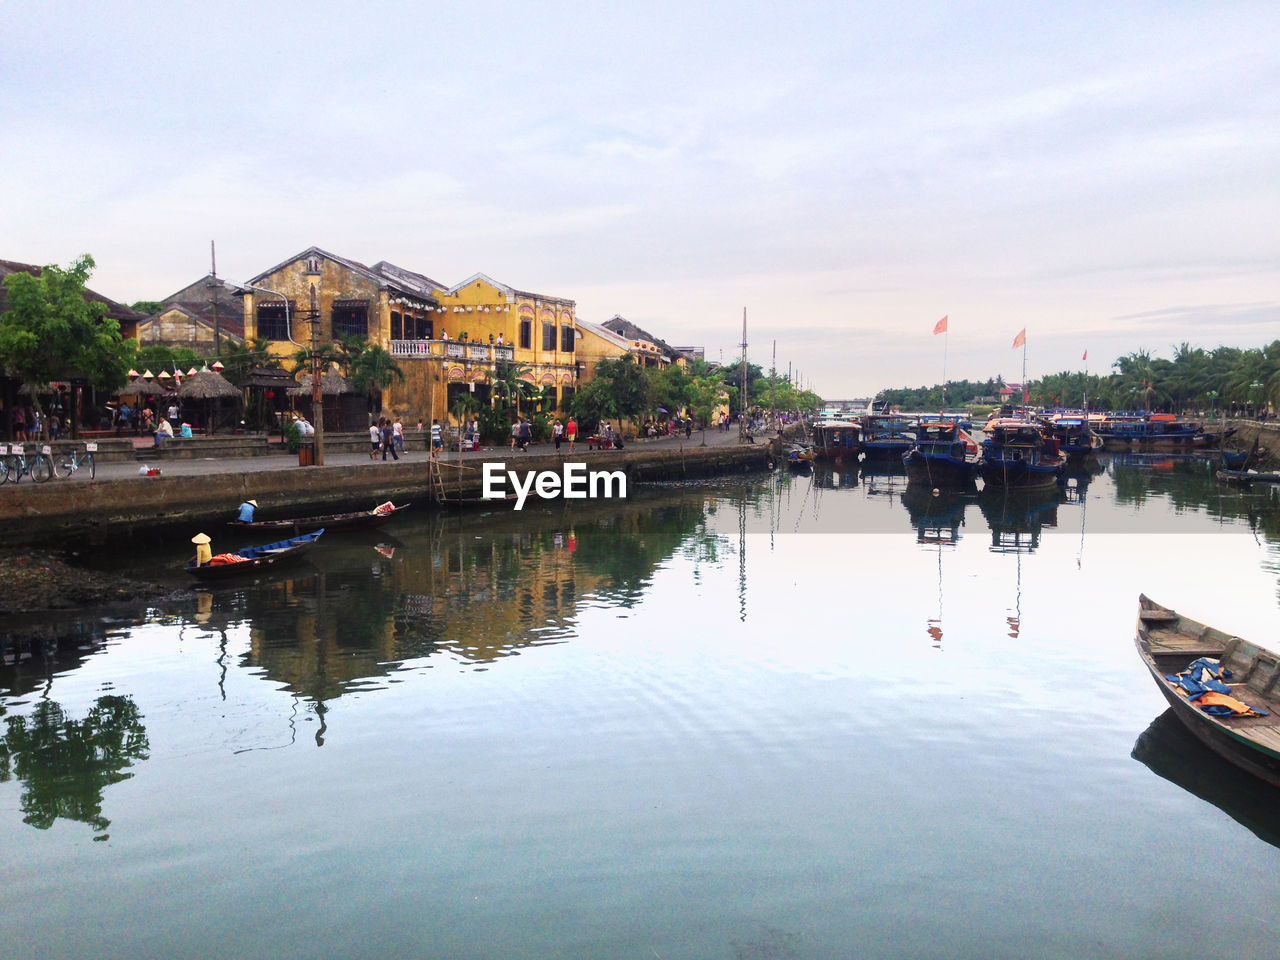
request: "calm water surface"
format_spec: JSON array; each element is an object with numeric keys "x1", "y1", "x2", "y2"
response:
[{"x1": 4, "y1": 456, "x2": 1280, "y2": 959}]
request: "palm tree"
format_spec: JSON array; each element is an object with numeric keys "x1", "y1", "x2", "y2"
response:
[
  {"x1": 491, "y1": 359, "x2": 537, "y2": 419},
  {"x1": 349, "y1": 344, "x2": 405, "y2": 415}
]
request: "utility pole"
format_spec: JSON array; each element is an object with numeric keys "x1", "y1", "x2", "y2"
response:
[
  {"x1": 305, "y1": 259, "x2": 325, "y2": 466},
  {"x1": 738, "y1": 307, "x2": 748, "y2": 441},
  {"x1": 209, "y1": 241, "x2": 221, "y2": 356}
]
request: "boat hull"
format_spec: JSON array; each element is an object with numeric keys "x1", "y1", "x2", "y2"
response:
[
  {"x1": 237, "y1": 504, "x2": 408, "y2": 533},
  {"x1": 979, "y1": 458, "x2": 1062, "y2": 490},
  {"x1": 903, "y1": 451, "x2": 978, "y2": 488},
  {"x1": 1135, "y1": 595, "x2": 1280, "y2": 788},
  {"x1": 186, "y1": 530, "x2": 324, "y2": 580}
]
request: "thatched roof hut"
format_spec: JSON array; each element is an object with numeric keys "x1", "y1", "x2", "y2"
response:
[{"x1": 178, "y1": 370, "x2": 240, "y2": 399}]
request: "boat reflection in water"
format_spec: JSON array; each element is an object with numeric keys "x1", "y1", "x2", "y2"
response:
[
  {"x1": 1132, "y1": 709, "x2": 1280, "y2": 851},
  {"x1": 810, "y1": 464, "x2": 859, "y2": 490},
  {"x1": 901, "y1": 486, "x2": 971, "y2": 546},
  {"x1": 977, "y1": 487, "x2": 1063, "y2": 553}
]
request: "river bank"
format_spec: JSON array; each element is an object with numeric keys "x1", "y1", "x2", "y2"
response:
[{"x1": 0, "y1": 433, "x2": 770, "y2": 614}]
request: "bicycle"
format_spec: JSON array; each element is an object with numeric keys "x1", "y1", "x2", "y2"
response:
[
  {"x1": 52, "y1": 442, "x2": 96, "y2": 480},
  {"x1": 3, "y1": 443, "x2": 53, "y2": 483}
]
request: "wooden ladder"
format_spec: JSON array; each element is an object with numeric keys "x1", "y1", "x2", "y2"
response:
[{"x1": 428, "y1": 455, "x2": 447, "y2": 504}]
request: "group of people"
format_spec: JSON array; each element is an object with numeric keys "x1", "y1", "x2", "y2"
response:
[{"x1": 370, "y1": 417, "x2": 406, "y2": 461}]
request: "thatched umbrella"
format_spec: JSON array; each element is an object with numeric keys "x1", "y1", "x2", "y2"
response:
[
  {"x1": 179, "y1": 369, "x2": 241, "y2": 434},
  {"x1": 119, "y1": 378, "x2": 164, "y2": 397},
  {"x1": 289, "y1": 368, "x2": 355, "y2": 396}
]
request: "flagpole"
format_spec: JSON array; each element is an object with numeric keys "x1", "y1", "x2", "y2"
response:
[
  {"x1": 942, "y1": 330, "x2": 949, "y2": 409},
  {"x1": 1021, "y1": 338, "x2": 1028, "y2": 415}
]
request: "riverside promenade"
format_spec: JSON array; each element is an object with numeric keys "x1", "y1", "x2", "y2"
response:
[{"x1": 0, "y1": 426, "x2": 771, "y2": 547}]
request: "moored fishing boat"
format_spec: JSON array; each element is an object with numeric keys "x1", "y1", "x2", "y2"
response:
[
  {"x1": 979, "y1": 419, "x2": 1064, "y2": 490},
  {"x1": 1094, "y1": 414, "x2": 1230, "y2": 451},
  {"x1": 186, "y1": 529, "x2": 325, "y2": 580},
  {"x1": 1043, "y1": 415, "x2": 1102, "y2": 458},
  {"x1": 902, "y1": 419, "x2": 980, "y2": 488},
  {"x1": 860, "y1": 414, "x2": 917, "y2": 461},
  {"x1": 235, "y1": 502, "x2": 409, "y2": 533},
  {"x1": 1135, "y1": 595, "x2": 1280, "y2": 787},
  {"x1": 811, "y1": 419, "x2": 860, "y2": 461},
  {"x1": 1216, "y1": 469, "x2": 1280, "y2": 485}
]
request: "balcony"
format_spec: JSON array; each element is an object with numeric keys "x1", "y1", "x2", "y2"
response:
[{"x1": 389, "y1": 340, "x2": 515, "y2": 362}]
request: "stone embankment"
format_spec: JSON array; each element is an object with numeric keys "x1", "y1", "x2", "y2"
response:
[
  {"x1": 0, "y1": 439, "x2": 771, "y2": 548},
  {"x1": 1222, "y1": 419, "x2": 1280, "y2": 464}
]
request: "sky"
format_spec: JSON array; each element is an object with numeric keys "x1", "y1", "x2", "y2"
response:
[{"x1": 3, "y1": 1, "x2": 1277, "y2": 397}]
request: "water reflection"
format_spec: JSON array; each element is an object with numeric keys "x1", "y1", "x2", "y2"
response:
[
  {"x1": 977, "y1": 487, "x2": 1063, "y2": 553},
  {"x1": 1132, "y1": 709, "x2": 1280, "y2": 850},
  {"x1": 0, "y1": 695, "x2": 148, "y2": 839}
]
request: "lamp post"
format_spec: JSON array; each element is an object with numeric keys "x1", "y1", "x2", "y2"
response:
[
  {"x1": 305, "y1": 259, "x2": 325, "y2": 466},
  {"x1": 1208, "y1": 390, "x2": 1218, "y2": 423}
]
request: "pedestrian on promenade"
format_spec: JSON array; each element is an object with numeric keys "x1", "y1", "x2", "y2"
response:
[
  {"x1": 393, "y1": 416, "x2": 405, "y2": 453},
  {"x1": 566, "y1": 416, "x2": 577, "y2": 453},
  {"x1": 369, "y1": 422, "x2": 380, "y2": 460},
  {"x1": 510, "y1": 419, "x2": 520, "y2": 451},
  {"x1": 141, "y1": 407, "x2": 154, "y2": 434},
  {"x1": 553, "y1": 418, "x2": 564, "y2": 451},
  {"x1": 154, "y1": 417, "x2": 173, "y2": 448},
  {"x1": 430, "y1": 419, "x2": 442, "y2": 460},
  {"x1": 518, "y1": 418, "x2": 532, "y2": 451},
  {"x1": 380, "y1": 418, "x2": 399, "y2": 461}
]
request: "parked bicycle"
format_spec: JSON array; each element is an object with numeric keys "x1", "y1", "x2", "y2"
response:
[
  {"x1": 52, "y1": 442, "x2": 96, "y2": 480},
  {"x1": 2, "y1": 443, "x2": 53, "y2": 483}
]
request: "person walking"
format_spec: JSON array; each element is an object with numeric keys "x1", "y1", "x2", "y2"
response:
[
  {"x1": 518, "y1": 418, "x2": 532, "y2": 452},
  {"x1": 369, "y1": 421, "x2": 381, "y2": 460},
  {"x1": 380, "y1": 418, "x2": 399, "y2": 461},
  {"x1": 430, "y1": 419, "x2": 442, "y2": 460},
  {"x1": 393, "y1": 416, "x2": 405, "y2": 453},
  {"x1": 510, "y1": 419, "x2": 520, "y2": 451},
  {"x1": 553, "y1": 418, "x2": 564, "y2": 452},
  {"x1": 566, "y1": 416, "x2": 578, "y2": 453}
]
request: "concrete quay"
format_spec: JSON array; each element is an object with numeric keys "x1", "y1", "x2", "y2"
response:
[{"x1": 0, "y1": 428, "x2": 769, "y2": 547}]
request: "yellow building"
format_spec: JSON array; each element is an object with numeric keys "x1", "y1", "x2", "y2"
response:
[{"x1": 240, "y1": 248, "x2": 580, "y2": 427}]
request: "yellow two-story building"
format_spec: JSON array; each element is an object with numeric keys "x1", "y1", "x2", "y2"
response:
[{"x1": 241, "y1": 247, "x2": 580, "y2": 427}]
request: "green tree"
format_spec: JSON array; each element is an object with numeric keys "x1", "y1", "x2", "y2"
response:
[
  {"x1": 0, "y1": 255, "x2": 130, "y2": 436},
  {"x1": 348, "y1": 343, "x2": 405, "y2": 414},
  {"x1": 492, "y1": 359, "x2": 537, "y2": 420}
]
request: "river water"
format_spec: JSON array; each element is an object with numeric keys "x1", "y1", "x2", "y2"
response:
[{"x1": 4, "y1": 455, "x2": 1280, "y2": 959}]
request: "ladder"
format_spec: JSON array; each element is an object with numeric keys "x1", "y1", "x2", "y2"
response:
[{"x1": 428, "y1": 455, "x2": 447, "y2": 504}]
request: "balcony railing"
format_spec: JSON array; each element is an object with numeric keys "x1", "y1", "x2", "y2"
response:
[{"x1": 389, "y1": 340, "x2": 516, "y2": 362}]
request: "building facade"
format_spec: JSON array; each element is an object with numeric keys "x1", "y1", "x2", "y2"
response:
[{"x1": 241, "y1": 248, "x2": 580, "y2": 426}]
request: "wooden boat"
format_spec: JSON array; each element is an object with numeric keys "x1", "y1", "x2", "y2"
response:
[
  {"x1": 1135, "y1": 595, "x2": 1280, "y2": 787},
  {"x1": 979, "y1": 419, "x2": 1064, "y2": 490},
  {"x1": 811, "y1": 419, "x2": 860, "y2": 461},
  {"x1": 235, "y1": 502, "x2": 409, "y2": 533},
  {"x1": 1095, "y1": 414, "x2": 1231, "y2": 451},
  {"x1": 902, "y1": 419, "x2": 980, "y2": 488},
  {"x1": 186, "y1": 529, "x2": 325, "y2": 580},
  {"x1": 860, "y1": 414, "x2": 917, "y2": 461},
  {"x1": 1043, "y1": 415, "x2": 1103, "y2": 458},
  {"x1": 1216, "y1": 469, "x2": 1280, "y2": 485}
]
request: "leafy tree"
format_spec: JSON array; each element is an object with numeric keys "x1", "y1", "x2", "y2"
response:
[
  {"x1": 129, "y1": 300, "x2": 163, "y2": 315},
  {"x1": 491, "y1": 359, "x2": 537, "y2": 419},
  {"x1": 592, "y1": 355, "x2": 649, "y2": 431},
  {"x1": 569, "y1": 378, "x2": 617, "y2": 433},
  {"x1": 348, "y1": 343, "x2": 405, "y2": 413},
  {"x1": 0, "y1": 255, "x2": 130, "y2": 436}
]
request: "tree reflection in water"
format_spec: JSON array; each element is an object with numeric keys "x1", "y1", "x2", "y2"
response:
[{"x1": 0, "y1": 695, "x2": 149, "y2": 840}]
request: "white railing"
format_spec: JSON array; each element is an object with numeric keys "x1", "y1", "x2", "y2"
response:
[{"x1": 389, "y1": 340, "x2": 519, "y2": 362}]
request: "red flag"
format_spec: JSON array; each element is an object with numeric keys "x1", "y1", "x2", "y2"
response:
[
  {"x1": 1082, "y1": 349, "x2": 1087, "y2": 362},
  {"x1": 933, "y1": 315, "x2": 948, "y2": 335},
  {"x1": 1012, "y1": 328, "x2": 1026, "y2": 349},
  {"x1": 1023, "y1": 387, "x2": 1030, "y2": 403}
]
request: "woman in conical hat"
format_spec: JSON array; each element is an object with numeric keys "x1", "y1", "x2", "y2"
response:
[{"x1": 191, "y1": 532, "x2": 212, "y2": 566}]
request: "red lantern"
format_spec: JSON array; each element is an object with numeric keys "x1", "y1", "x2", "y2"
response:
[{"x1": 265, "y1": 390, "x2": 275, "y2": 399}]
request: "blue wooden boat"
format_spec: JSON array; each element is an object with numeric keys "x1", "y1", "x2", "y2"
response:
[
  {"x1": 1044, "y1": 415, "x2": 1102, "y2": 458},
  {"x1": 1095, "y1": 414, "x2": 1231, "y2": 451},
  {"x1": 979, "y1": 419, "x2": 1064, "y2": 490},
  {"x1": 1217, "y1": 469, "x2": 1280, "y2": 485},
  {"x1": 902, "y1": 419, "x2": 980, "y2": 488},
  {"x1": 186, "y1": 529, "x2": 325, "y2": 580},
  {"x1": 860, "y1": 414, "x2": 917, "y2": 461}
]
